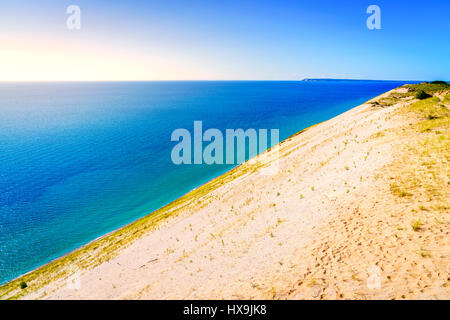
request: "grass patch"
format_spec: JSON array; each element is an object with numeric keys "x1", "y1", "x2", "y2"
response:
[
  {"x1": 385, "y1": 83, "x2": 449, "y2": 247},
  {"x1": 389, "y1": 85, "x2": 449, "y2": 210},
  {"x1": 411, "y1": 220, "x2": 422, "y2": 231},
  {"x1": 407, "y1": 96, "x2": 449, "y2": 132},
  {"x1": 390, "y1": 183, "x2": 412, "y2": 197},
  {"x1": 404, "y1": 82, "x2": 450, "y2": 94}
]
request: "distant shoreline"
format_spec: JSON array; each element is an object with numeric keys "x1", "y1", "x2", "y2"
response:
[{"x1": 302, "y1": 78, "x2": 424, "y2": 82}]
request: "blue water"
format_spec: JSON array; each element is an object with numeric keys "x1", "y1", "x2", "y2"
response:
[{"x1": 0, "y1": 80, "x2": 410, "y2": 284}]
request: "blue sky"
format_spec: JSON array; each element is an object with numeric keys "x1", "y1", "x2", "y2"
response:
[{"x1": 0, "y1": 0, "x2": 449, "y2": 80}]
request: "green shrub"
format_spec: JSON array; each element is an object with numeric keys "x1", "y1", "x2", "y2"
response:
[
  {"x1": 19, "y1": 281, "x2": 27, "y2": 289},
  {"x1": 415, "y1": 90, "x2": 432, "y2": 100},
  {"x1": 429, "y1": 80, "x2": 447, "y2": 84}
]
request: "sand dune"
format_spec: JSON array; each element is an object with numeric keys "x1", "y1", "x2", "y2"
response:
[{"x1": 1, "y1": 84, "x2": 448, "y2": 300}]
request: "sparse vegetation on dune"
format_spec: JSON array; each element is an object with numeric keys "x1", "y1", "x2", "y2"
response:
[
  {"x1": 369, "y1": 81, "x2": 450, "y2": 108},
  {"x1": 280, "y1": 82, "x2": 449, "y2": 300},
  {"x1": 383, "y1": 83, "x2": 449, "y2": 269},
  {"x1": 405, "y1": 81, "x2": 450, "y2": 93}
]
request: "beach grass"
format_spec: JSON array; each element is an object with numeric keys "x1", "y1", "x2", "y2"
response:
[{"x1": 385, "y1": 84, "x2": 449, "y2": 239}]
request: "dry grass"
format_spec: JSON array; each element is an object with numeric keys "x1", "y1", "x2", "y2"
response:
[{"x1": 391, "y1": 93, "x2": 449, "y2": 206}]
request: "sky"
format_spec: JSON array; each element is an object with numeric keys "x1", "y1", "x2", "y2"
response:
[{"x1": 0, "y1": 0, "x2": 449, "y2": 81}]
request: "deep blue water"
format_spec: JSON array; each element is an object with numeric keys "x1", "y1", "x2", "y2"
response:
[{"x1": 0, "y1": 80, "x2": 410, "y2": 284}]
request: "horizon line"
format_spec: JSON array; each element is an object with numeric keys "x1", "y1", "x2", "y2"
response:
[{"x1": 0, "y1": 78, "x2": 431, "y2": 83}]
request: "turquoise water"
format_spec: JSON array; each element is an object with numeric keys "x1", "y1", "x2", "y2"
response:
[{"x1": 0, "y1": 80, "x2": 409, "y2": 284}]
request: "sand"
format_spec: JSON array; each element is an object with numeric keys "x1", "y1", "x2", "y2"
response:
[{"x1": 2, "y1": 86, "x2": 448, "y2": 300}]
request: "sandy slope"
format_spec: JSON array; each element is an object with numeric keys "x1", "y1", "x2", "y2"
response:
[{"x1": 3, "y1": 86, "x2": 449, "y2": 300}]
